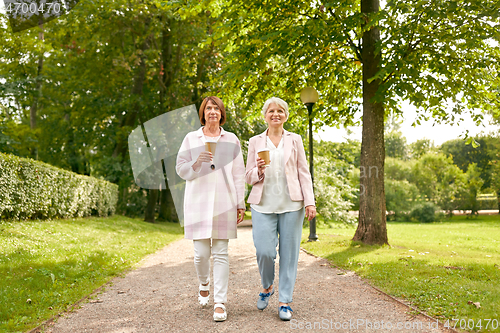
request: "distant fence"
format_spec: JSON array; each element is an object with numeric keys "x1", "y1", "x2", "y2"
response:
[
  {"x1": 477, "y1": 194, "x2": 498, "y2": 210},
  {"x1": 0, "y1": 152, "x2": 118, "y2": 221}
]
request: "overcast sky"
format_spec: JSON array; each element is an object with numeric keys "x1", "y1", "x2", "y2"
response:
[{"x1": 316, "y1": 102, "x2": 499, "y2": 146}]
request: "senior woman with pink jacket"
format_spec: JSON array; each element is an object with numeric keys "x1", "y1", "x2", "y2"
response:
[
  {"x1": 176, "y1": 96, "x2": 246, "y2": 322},
  {"x1": 246, "y1": 97, "x2": 316, "y2": 321}
]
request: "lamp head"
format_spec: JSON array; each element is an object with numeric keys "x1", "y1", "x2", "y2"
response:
[{"x1": 300, "y1": 87, "x2": 319, "y2": 105}]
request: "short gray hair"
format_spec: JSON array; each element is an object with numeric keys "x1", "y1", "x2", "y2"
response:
[{"x1": 262, "y1": 97, "x2": 289, "y2": 119}]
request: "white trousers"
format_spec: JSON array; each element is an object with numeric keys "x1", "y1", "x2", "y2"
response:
[{"x1": 193, "y1": 239, "x2": 229, "y2": 304}]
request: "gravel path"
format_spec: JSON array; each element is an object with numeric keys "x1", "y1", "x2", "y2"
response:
[{"x1": 43, "y1": 222, "x2": 453, "y2": 332}]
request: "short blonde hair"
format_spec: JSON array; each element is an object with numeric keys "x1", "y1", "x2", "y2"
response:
[{"x1": 262, "y1": 97, "x2": 289, "y2": 119}]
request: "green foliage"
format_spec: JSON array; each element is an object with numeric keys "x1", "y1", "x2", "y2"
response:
[
  {"x1": 385, "y1": 153, "x2": 493, "y2": 219},
  {"x1": 0, "y1": 152, "x2": 118, "y2": 220},
  {"x1": 385, "y1": 131, "x2": 408, "y2": 160},
  {"x1": 312, "y1": 139, "x2": 360, "y2": 223},
  {"x1": 313, "y1": 155, "x2": 356, "y2": 225},
  {"x1": 385, "y1": 158, "x2": 420, "y2": 220},
  {"x1": 0, "y1": 0, "x2": 241, "y2": 217},
  {"x1": 315, "y1": 139, "x2": 361, "y2": 169},
  {"x1": 0, "y1": 216, "x2": 183, "y2": 332},
  {"x1": 209, "y1": 0, "x2": 500, "y2": 131},
  {"x1": 412, "y1": 153, "x2": 466, "y2": 214},
  {"x1": 408, "y1": 139, "x2": 436, "y2": 159},
  {"x1": 440, "y1": 137, "x2": 492, "y2": 189},
  {"x1": 348, "y1": 167, "x2": 360, "y2": 211},
  {"x1": 463, "y1": 163, "x2": 485, "y2": 216},
  {"x1": 410, "y1": 202, "x2": 440, "y2": 223},
  {"x1": 385, "y1": 179, "x2": 420, "y2": 221}
]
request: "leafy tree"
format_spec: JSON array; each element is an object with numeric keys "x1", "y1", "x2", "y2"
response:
[
  {"x1": 463, "y1": 163, "x2": 484, "y2": 216},
  {"x1": 385, "y1": 178, "x2": 420, "y2": 221},
  {"x1": 1, "y1": 0, "x2": 232, "y2": 222},
  {"x1": 385, "y1": 157, "x2": 414, "y2": 181},
  {"x1": 385, "y1": 131, "x2": 408, "y2": 159},
  {"x1": 409, "y1": 139, "x2": 436, "y2": 159},
  {"x1": 315, "y1": 139, "x2": 361, "y2": 170},
  {"x1": 0, "y1": 14, "x2": 49, "y2": 160},
  {"x1": 191, "y1": 0, "x2": 500, "y2": 244},
  {"x1": 440, "y1": 136, "x2": 492, "y2": 189},
  {"x1": 412, "y1": 153, "x2": 466, "y2": 215},
  {"x1": 385, "y1": 158, "x2": 420, "y2": 220}
]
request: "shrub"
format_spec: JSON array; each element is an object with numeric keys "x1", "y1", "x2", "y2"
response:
[
  {"x1": 412, "y1": 153, "x2": 466, "y2": 214},
  {"x1": 385, "y1": 179, "x2": 421, "y2": 221},
  {"x1": 313, "y1": 156, "x2": 357, "y2": 225},
  {"x1": 410, "y1": 202, "x2": 440, "y2": 223},
  {"x1": 0, "y1": 152, "x2": 118, "y2": 220}
]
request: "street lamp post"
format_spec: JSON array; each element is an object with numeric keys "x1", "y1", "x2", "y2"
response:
[{"x1": 300, "y1": 87, "x2": 319, "y2": 242}]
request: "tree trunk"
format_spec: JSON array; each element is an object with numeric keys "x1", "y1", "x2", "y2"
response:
[
  {"x1": 145, "y1": 189, "x2": 159, "y2": 223},
  {"x1": 353, "y1": 0, "x2": 388, "y2": 245},
  {"x1": 30, "y1": 23, "x2": 44, "y2": 160},
  {"x1": 155, "y1": 17, "x2": 180, "y2": 223},
  {"x1": 158, "y1": 188, "x2": 179, "y2": 222}
]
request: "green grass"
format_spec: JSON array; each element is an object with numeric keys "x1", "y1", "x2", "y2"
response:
[
  {"x1": 0, "y1": 216, "x2": 183, "y2": 333},
  {"x1": 302, "y1": 215, "x2": 500, "y2": 332}
]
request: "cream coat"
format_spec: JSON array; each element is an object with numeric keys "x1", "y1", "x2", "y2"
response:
[{"x1": 176, "y1": 127, "x2": 245, "y2": 240}]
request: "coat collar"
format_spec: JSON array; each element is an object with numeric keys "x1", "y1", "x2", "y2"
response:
[
  {"x1": 196, "y1": 126, "x2": 225, "y2": 138},
  {"x1": 257, "y1": 128, "x2": 291, "y2": 138},
  {"x1": 258, "y1": 128, "x2": 293, "y2": 163}
]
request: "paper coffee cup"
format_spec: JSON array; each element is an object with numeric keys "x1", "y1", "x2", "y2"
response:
[
  {"x1": 257, "y1": 149, "x2": 270, "y2": 167},
  {"x1": 205, "y1": 142, "x2": 217, "y2": 154}
]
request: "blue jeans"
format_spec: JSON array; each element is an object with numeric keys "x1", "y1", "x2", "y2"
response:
[{"x1": 251, "y1": 207, "x2": 305, "y2": 304}]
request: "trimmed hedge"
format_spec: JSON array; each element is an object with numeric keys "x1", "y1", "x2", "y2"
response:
[{"x1": 0, "y1": 152, "x2": 118, "y2": 220}]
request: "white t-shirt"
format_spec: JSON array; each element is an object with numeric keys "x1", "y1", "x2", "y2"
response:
[{"x1": 251, "y1": 136, "x2": 304, "y2": 214}]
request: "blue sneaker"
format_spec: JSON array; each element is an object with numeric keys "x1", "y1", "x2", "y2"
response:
[
  {"x1": 257, "y1": 288, "x2": 274, "y2": 310},
  {"x1": 278, "y1": 305, "x2": 293, "y2": 321}
]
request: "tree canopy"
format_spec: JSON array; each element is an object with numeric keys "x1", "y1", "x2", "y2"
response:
[{"x1": 191, "y1": 0, "x2": 500, "y2": 244}]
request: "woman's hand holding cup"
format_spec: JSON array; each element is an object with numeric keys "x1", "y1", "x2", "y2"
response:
[
  {"x1": 257, "y1": 157, "x2": 268, "y2": 176},
  {"x1": 192, "y1": 151, "x2": 212, "y2": 171}
]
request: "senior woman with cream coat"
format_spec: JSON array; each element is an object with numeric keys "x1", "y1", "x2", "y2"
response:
[
  {"x1": 245, "y1": 97, "x2": 316, "y2": 321},
  {"x1": 176, "y1": 96, "x2": 246, "y2": 322}
]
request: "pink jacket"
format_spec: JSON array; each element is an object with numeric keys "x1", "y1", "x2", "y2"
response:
[{"x1": 245, "y1": 129, "x2": 315, "y2": 207}]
